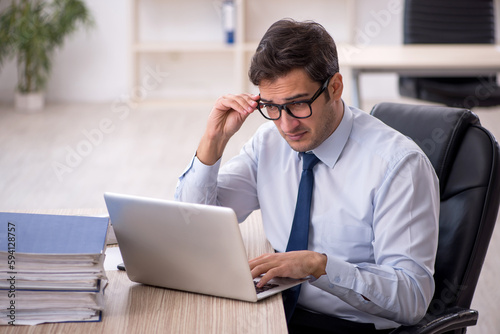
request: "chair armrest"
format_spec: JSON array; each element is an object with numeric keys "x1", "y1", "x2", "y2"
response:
[{"x1": 388, "y1": 307, "x2": 478, "y2": 334}]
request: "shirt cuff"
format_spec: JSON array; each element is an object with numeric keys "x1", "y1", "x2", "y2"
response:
[
  {"x1": 310, "y1": 254, "x2": 356, "y2": 294},
  {"x1": 190, "y1": 154, "x2": 221, "y2": 187},
  {"x1": 175, "y1": 153, "x2": 222, "y2": 201}
]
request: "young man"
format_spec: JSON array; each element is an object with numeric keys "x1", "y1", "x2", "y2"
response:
[{"x1": 175, "y1": 19, "x2": 439, "y2": 333}]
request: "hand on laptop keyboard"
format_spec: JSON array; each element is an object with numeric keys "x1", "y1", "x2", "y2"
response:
[{"x1": 254, "y1": 280, "x2": 279, "y2": 294}]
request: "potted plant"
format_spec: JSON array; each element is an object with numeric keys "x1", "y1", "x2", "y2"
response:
[{"x1": 0, "y1": 0, "x2": 93, "y2": 112}]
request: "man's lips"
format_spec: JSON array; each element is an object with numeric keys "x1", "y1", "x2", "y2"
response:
[{"x1": 285, "y1": 131, "x2": 307, "y2": 141}]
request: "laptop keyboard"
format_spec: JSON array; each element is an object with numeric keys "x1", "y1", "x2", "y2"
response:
[{"x1": 254, "y1": 281, "x2": 279, "y2": 294}]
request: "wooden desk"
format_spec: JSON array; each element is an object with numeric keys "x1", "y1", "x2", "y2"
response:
[
  {"x1": 4, "y1": 210, "x2": 287, "y2": 334},
  {"x1": 338, "y1": 44, "x2": 500, "y2": 107}
]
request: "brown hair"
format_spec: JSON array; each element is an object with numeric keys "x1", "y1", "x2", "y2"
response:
[{"x1": 249, "y1": 19, "x2": 339, "y2": 86}]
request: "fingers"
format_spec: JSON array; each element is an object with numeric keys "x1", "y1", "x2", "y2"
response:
[
  {"x1": 249, "y1": 252, "x2": 306, "y2": 287},
  {"x1": 250, "y1": 254, "x2": 286, "y2": 287},
  {"x1": 205, "y1": 93, "x2": 259, "y2": 138},
  {"x1": 249, "y1": 254, "x2": 279, "y2": 277},
  {"x1": 249, "y1": 251, "x2": 328, "y2": 287},
  {"x1": 197, "y1": 93, "x2": 259, "y2": 166},
  {"x1": 214, "y1": 93, "x2": 259, "y2": 116}
]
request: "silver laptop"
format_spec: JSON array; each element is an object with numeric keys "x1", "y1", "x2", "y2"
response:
[{"x1": 104, "y1": 192, "x2": 306, "y2": 302}]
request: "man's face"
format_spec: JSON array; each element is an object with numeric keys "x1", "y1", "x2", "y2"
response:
[{"x1": 259, "y1": 69, "x2": 343, "y2": 152}]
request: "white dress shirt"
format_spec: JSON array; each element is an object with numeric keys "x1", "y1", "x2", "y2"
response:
[{"x1": 175, "y1": 104, "x2": 439, "y2": 329}]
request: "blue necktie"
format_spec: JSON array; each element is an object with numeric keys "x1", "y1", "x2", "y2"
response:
[{"x1": 283, "y1": 152, "x2": 320, "y2": 322}]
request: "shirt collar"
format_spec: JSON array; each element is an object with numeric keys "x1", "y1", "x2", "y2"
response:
[{"x1": 304, "y1": 101, "x2": 354, "y2": 169}]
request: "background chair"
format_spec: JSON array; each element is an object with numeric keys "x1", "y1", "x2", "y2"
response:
[
  {"x1": 399, "y1": 0, "x2": 500, "y2": 108},
  {"x1": 370, "y1": 102, "x2": 500, "y2": 334}
]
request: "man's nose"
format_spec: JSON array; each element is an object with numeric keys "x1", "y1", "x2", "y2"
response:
[{"x1": 278, "y1": 109, "x2": 300, "y2": 132}]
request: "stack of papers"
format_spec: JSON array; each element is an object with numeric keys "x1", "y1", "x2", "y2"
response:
[{"x1": 0, "y1": 212, "x2": 109, "y2": 325}]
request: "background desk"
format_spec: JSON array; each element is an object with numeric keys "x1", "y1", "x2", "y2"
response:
[
  {"x1": 4, "y1": 209, "x2": 287, "y2": 334},
  {"x1": 339, "y1": 44, "x2": 500, "y2": 107}
]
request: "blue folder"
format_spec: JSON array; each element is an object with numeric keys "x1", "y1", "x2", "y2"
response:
[{"x1": 0, "y1": 212, "x2": 108, "y2": 254}]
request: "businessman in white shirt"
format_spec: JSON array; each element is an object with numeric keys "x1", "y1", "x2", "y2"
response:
[{"x1": 175, "y1": 19, "x2": 439, "y2": 334}]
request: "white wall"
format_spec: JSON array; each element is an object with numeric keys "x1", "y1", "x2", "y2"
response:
[
  {"x1": 0, "y1": 0, "x2": 130, "y2": 103},
  {"x1": 0, "y1": 0, "x2": 499, "y2": 104}
]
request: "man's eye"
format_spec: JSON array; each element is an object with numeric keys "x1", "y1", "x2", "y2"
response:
[
  {"x1": 289, "y1": 102, "x2": 308, "y2": 110},
  {"x1": 265, "y1": 105, "x2": 278, "y2": 111}
]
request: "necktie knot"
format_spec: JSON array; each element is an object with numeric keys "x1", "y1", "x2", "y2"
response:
[{"x1": 302, "y1": 153, "x2": 320, "y2": 171}]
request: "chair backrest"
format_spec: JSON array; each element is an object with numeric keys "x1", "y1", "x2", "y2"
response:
[
  {"x1": 404, "y1": 0, "x2": 495, "y2": 44},
  {"x1": 399, "y1": 0, "x2": 500, "y2": 109},
  {"x1": 370, "y1": 102, "x2": 500, "y2": 314}
]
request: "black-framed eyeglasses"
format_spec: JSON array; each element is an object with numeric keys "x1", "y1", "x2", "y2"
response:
[{"x1": 257, "y1": 76, "x2": 331, "y2": 120}]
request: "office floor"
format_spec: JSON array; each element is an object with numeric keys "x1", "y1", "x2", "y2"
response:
[{"x1": 0, "y1": 98, "x2": 498, "y2": 332}]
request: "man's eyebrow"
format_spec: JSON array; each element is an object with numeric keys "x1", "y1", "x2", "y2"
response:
[{"x1": 260, "y1": 93, "x2": 310, "y2": 103}]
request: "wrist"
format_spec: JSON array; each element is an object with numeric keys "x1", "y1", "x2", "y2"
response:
[
  {"x1": 311, "y1": 252, "x2": 327, "y2": 279},
  {"x1": 196, "y1": 133, "x2": 230, "y2": 166}
]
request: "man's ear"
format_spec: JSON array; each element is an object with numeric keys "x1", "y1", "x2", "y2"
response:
[{"x1": 330, "y1": 72, "x2": 343, "y2": 101}]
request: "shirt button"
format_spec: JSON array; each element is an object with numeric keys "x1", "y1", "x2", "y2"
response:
[{"x1": 333, "y1": 276, "x2": 341, "y2": 284}]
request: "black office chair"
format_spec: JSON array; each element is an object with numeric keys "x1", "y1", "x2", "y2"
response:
[
  {"x1": 370, "y1": 102, "x2": 500, "y2": 334},
  {"x1": 399, "y1": 0, "x2": 500, "y2": 108}
]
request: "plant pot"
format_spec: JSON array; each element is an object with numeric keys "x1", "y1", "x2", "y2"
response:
[{"x1": 15, "y1": 92, "x2": 45, "y2": 113}]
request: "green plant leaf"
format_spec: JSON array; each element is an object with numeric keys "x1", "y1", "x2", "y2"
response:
[{"x1": 0, "y1": 0, "x2": 94, "y2": 93}]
